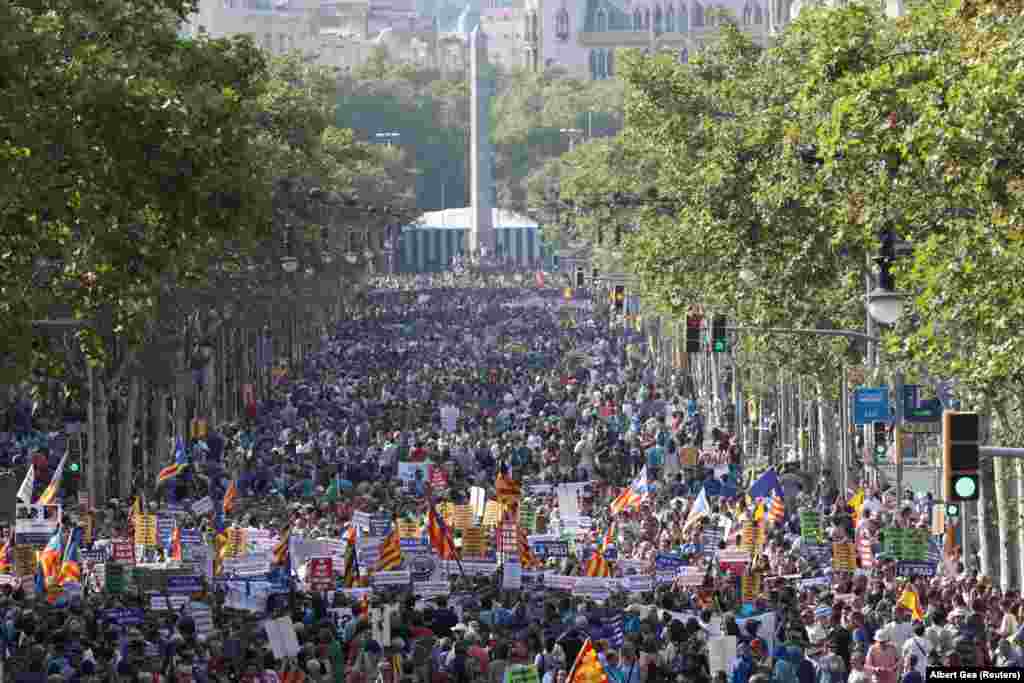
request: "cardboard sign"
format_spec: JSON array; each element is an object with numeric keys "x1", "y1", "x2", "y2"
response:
[
  {"x1": 135, "y1": 514, "x2": 157, "y2": 547},
  {"x1": 461, "y1": 526, "x2": 487, "y2": 558},
  {"x1": 740, "y1": 573, "x2": 762, "y2": 603},
  {"x1": 15, "y1": 504, "x2": 61, "y2": 545},
  {"x1": 832, "y1": 543, "x2": 857, "y2": 572}
]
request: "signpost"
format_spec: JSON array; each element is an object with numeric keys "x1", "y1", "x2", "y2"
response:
[{"x1": 853, "y1": 387, "x2": 891, "y2": 425}]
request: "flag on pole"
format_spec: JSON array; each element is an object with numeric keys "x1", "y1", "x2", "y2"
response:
[
  {"x1": 169, "y1": 525, "x2": 182, "y2": 562},
  {"x1": 17, "y1": 465, "x2": 34, "y2": 504},
  {"x1": 272, "y1": 526, "x2": 292, "y2": 567},
  {"x1": 767, "y1": 493, "x2": 785, "y2": 525},
  {"x1": 156, "y1": 463, "x2": 188, "y2": 486},
  {"x1": 897, "y1": 586, "x2": 925, "y2": 621},
  {"x1": 682, "y1": 487, "x2": 711, "y2": 534},
  {"x1": 609, "y1": 467, "x2": 651, "y2": 515},
  {"x1": 37, "y1": 452, "x2": 68, "y2": 505},
  {"x1": 566, "y1": 639, "x2": 609, "y2": 683},
  {"x1": 583, "y1": 550, "x2": 611, "y2": 577},
  {"x1": 222, "y1": 479, "x2": 238, "y2": 514},
  {"x1": 0, "y1": 535, "x2": 12, "y2": 573},
  {"x1": 59, "y1": 526, "x2": 83, "y2": 586},
  {"x1": 374, "y1": 525, "x2": 403, "y2": 572}
]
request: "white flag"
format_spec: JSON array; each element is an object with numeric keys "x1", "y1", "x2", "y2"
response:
[{"x1": 16, "y1": 464, "x2": 34, "y2": 504}]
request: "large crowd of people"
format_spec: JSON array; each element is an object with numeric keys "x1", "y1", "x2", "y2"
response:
[{"x1": 0, "y1": 272, "x2": 1017, "y2": 683}]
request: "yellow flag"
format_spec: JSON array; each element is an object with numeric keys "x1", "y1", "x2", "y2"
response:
[
  {"x1": 898, "y1": 587, "x2": 925, "y2": 621},
  {"x1": 848, "y1": 489, "x2": 865, "y2": 527},
  {"x1": 754, "y1": 501, "x2": 765, "y2": 522}
]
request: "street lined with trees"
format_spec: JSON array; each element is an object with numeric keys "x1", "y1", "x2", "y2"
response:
[{"x1": 530, "y1": 0, "x2": 1024, "y2": 586}]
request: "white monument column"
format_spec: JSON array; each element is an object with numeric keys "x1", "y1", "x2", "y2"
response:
[{"x1": 469, "y1": 25, "x2": 496, "y2": 256}]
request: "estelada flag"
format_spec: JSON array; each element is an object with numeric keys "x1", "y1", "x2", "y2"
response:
[
  {"x1": 566, "y1": 639, "x2": 609, "y2": 683},
  {"x1": 583, "y1": 550, "x2": 611, "y2": 578}
]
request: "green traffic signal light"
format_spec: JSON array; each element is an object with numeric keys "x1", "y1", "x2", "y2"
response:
[
  {"x1": 69, "y1": 463, "x2": 80, "y2": 472},
  {"x1": 952, "y1": 473, "x2": 979, "y2": 501},
  {"x1": 945, "y1": 503, "x2": 960, "y2": 518},
  {"x1": 713, "y1": 340, "x2": 727, "y2": 352}
]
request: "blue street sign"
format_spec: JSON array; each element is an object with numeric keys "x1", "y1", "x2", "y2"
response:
[
  {"x1": 903, "y1": 385, "x2": 942, "y2": 423},
  {"x1": 853, "y1": 386, "x2": 891, "y2": 425}
]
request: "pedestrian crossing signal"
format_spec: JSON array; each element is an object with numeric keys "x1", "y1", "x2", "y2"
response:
[{"x1": 613, "y1": 286, "x2": 625, "y2": 313}]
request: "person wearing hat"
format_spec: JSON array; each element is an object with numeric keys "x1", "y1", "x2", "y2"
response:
[{"x1": 865, "y1": 628, "x2": 899, "y2": 683}]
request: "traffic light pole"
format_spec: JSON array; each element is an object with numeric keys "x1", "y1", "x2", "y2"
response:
[{"x1": 894, "y1": 372, "x2": 904, "y2": 509}]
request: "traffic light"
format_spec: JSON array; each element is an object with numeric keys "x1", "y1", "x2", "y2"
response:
[
  {"x1": 711, "y1": 316, "x2": 728, "y2": 352},
  {"x1": 575, "y1": 269, "x2": 585, "y2": 288},
  {"x1": 945, "y1": 503, "x2": 960, "y2": 520},
  {"x1": 62, "y1": 463, "x2": 80, "y2": 498},
  {"x1": 873, "y1": 422, "x2": 889, "y2": 462},
  {"x1": 944, "y1": 411, "x2": 979, "y2": 502},
  {"x1": 613, "y1": 285, "x2": 625, "y2": 313},
  {"x1": 685, "y1": 315, "x2": 702, "y2": 353}
]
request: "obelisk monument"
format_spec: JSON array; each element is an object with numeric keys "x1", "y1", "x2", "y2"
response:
[{"x1": 469, "y1": 25, "x2": 496, "y2": 256}]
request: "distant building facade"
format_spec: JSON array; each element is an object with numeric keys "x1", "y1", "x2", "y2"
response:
[{"x1": 399, "y1": 207, "x2": 546, "y2": 272}]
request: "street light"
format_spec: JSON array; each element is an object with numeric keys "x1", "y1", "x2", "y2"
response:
[
  {"x1": 739, "y1": 268, "x2": 757, "y2": 285},
  {"x1": 280, "y1": 255, "x2": 299, "y2": 273},
  {"x1": 866, "y1": 287, "x2": 905, "y2": 325}
]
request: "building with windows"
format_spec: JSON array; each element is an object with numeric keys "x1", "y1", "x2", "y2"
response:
[{"x1": 184, "y1": 0, "x2": 436, "y2": 71}]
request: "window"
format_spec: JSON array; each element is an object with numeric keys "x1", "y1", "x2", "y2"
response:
[
  {"x1": 692, "y1": 1, "x2": 703, "y2": 26},
  {"x1": 595, "y1": 7, "x2": 607, "y2": 31},
  {"x1": 679, "y1": 2, "x2": 688, "y2": 29},
  {"x1": 606, "y1": 48, "x2": 614, "y2": 76},
  {"x1": 555, "y1": 7, "x2": 570, "y2": 40},
  {"x1": 654, "y1": 5, "x2": 663, "y2": 33},
  {"x1": 644, "y1": 8, "x2": 651, "y2": 28},
  {"x1": 753, "y1": 2, "x2": 763, "y2": 22},
  {"x1": 666, "y1": 5, "x2": 675, "y2": 31},
  {"x1": 598, "y1": 50, "x2": 607, "y2": 78},
  {"x1": 589, "y1": 49, "x2": 598, "y2": 79},
  {"x1": 633, "y1": 8, "x2": 643, "y2": 29}
]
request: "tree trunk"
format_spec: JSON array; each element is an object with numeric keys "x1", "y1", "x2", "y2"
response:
[
  {"x1": 118, "y1": 374, "x2": 140, "y2": 500},
  {"x1": 154, "y1": 387, "x2": 170, "y2": 477},
  {"x1": 993, "y1": 400, "x2": 1017, "y2": 590},
  {"x1": 93, "y1": 380, "x2": 110, "y2": 505},
  {"x1": 816, "y1": 383, "x2": 834, "y2": 483},
  {"x1": 174, "y1": 349, "x2": 189, "y2": 445},
  {"x1": 976, "y1": 408, "x2": 996, "y2": 578}
]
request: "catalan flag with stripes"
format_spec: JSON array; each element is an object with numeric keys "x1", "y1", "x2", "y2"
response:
[
  {"x1": 39, "y1": 529, "x2": 63, "y2": 587},
  {"x1": 157, "y1": 463, "x2": 188, "y2": 486},
  {"x1": 222, "y1": 479, "x2": 238, "y2": 514},
  {"x1": 59, "y1": 526, "x2": 83, "y2": 586},
  {"x1": 767, "y1": 493, "x2": 785, "y2": 525},
  {"x1": 517, "y1": 526, "x2": 542, "y2": 570},
  {"x1": 0, "y1": 535, "x2": 12, "y2": 573},
  {"x1": 37, "y1": 452, "x2": 68, "y2": 505},
  {"x1": 272, "y1": 526, "x2": 291, "y2": 567},
  {"x1": 583, "y1": 549, "x2": 611, "y2": 578},
  {"x1": 609, "y1": 466, "x2": 651, "y2": 515},
  {"x1": 495, "y1": 466, "x2": 522, "y2": 509},
  {"x1": 169, "y1": 525, "x2": 182, "y2": 562},
  {"x1": 374, "y1": 525, "x2": 403, "y2": 573},
  {"x1": 427, "y1": 500, "x2": 459, "y2": 560},
  {"x1": 566, "y1": 638, "x2": 609, "y2": 683},
  {"x1": 600, "y1": 522, "x2": 616, "y2": 552},
  {"x1": 128, "y1": 496, "x2": 143, "y2": 527}
]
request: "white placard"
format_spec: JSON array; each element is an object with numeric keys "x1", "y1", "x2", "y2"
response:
[
  {"x1": 678, "y1": 567, "x2": 705, "y2": 587},
  {"x1": 223, "y1": 553, "x2": 271, "y2": 577},
  {"x1": 708, "y1": 636, "x2": 737, "y2": 675},
  {"x1": 150, "y1": 595, "x2": 189, "y2": 611},
  {"x1": 191, "y1": 497, "x2": 213, "y2": 516},
  {"x1": 414, "y1": 581, "x2": 450, "y2": 599},
  {"x1": 370, "y1": 605, "x2": 399, "y2": 648},
  {"x1": 15, "y1": 503, "x2": 61, "y2": 543},
  {"x1": 470, "y1": 487, "x2": 487, "y2": 520},
  {"x1": 372, "y1": 570, "x2": 410, "y2": 586},
  {"x1": 439, "y1": 560, "x2": 498, "y2": 576},
  {"x1": 622, "y1": 575, "x2": 654, "y2": 593},
  {"x1": 573, "y1": 577, "x2": 614, "y2": 601}
]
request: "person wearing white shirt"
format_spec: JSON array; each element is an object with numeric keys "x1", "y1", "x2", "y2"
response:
[
  {"x1": 886, "y1": 611, "x2": 915, "y2": 652},
  {"x1": 901, "y1": 623, "x2": 931, "y2": 678}
]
